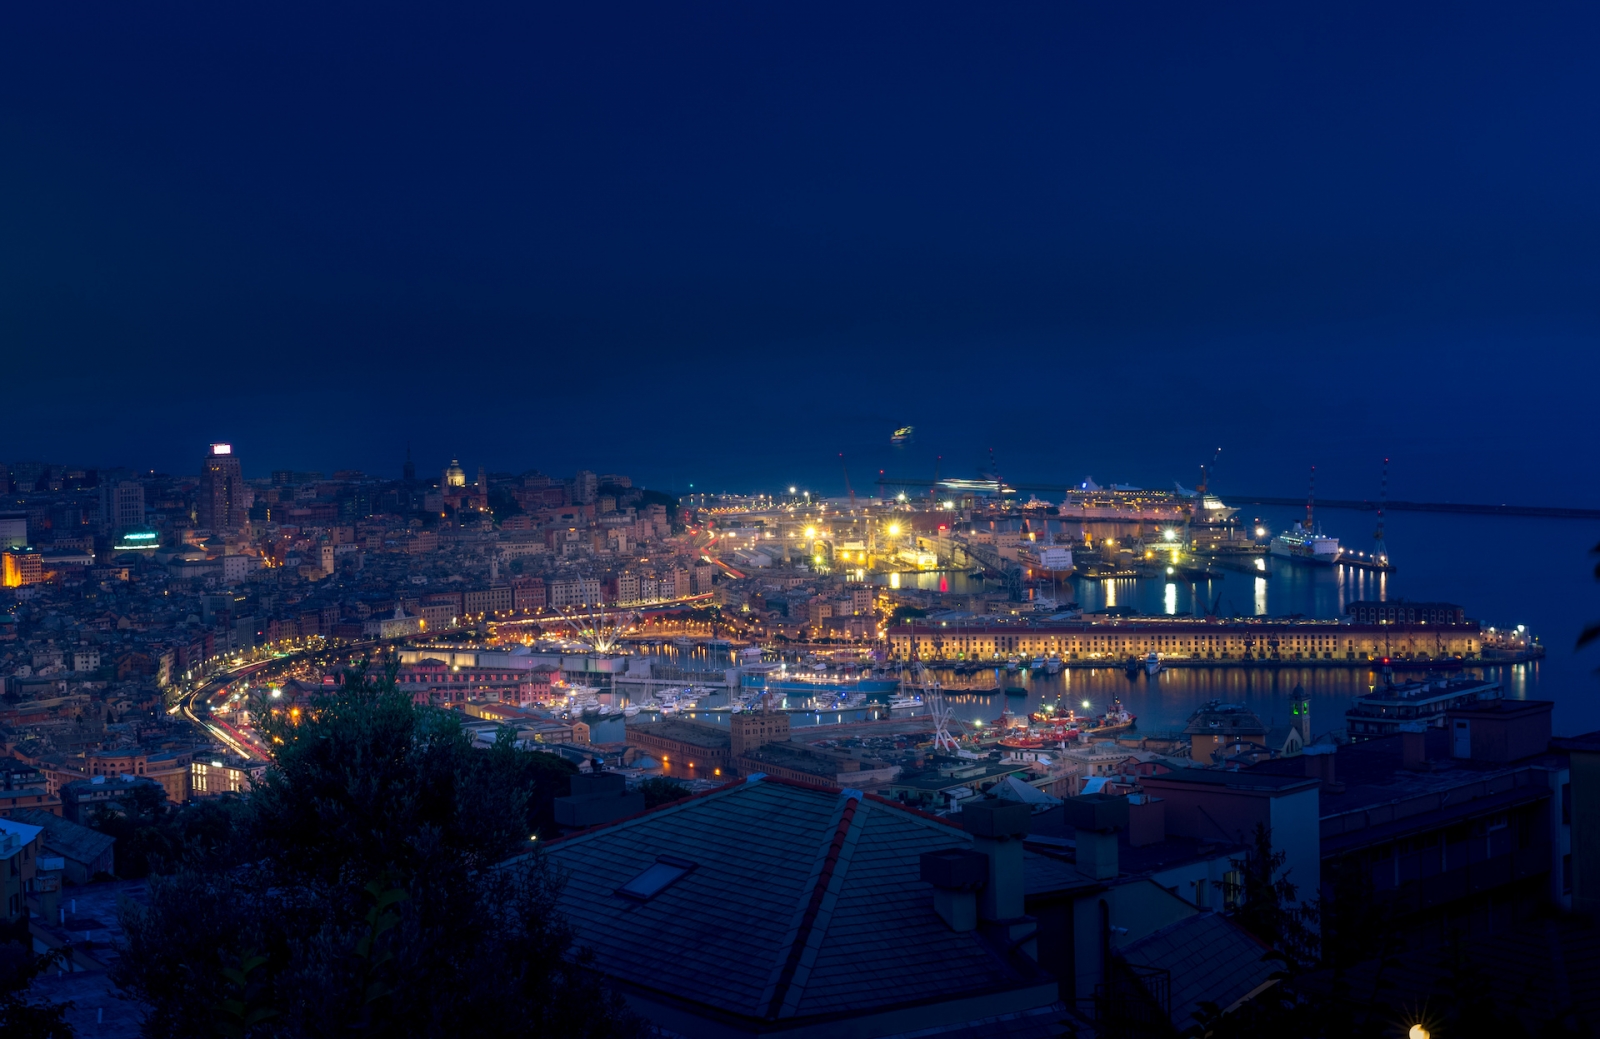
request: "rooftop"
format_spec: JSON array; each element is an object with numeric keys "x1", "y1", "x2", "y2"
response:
[
  {"x1": 10, "y1": 808, "x2": 117, "y2": 863},
  {"x1": 624, "y1": 717, "x2": 731, "y2": 750},
  {"x1": 539, "y1": 776, "x2": 1058, "y2": 1030}
]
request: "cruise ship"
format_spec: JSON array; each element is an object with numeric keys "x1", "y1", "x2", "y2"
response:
[{"x1": 1269, "y1": 522, "x2": 1340, "y2": 565}]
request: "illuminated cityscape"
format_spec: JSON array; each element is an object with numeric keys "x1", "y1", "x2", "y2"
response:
[{"x1": 4, "y1": 4, "x2": 1600, "y2": 1037}]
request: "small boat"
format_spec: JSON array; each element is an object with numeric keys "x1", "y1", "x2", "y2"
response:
[
  {"x1": 887, "y1": 695, "x2": 922, "y2": 709},
  {"x1": 1005, "y1": 658, "x2": 1020, "y2": 672},
  {"x1": 671, "y1": 637, "x2": 694, "y2": 648},
  {"x1": 622, "y1": 705, "x2": 641, "y2": 717},
  {"x1": 1145, "y1": 652, "x2": 1163, "y2": 676},
  {"x1": 706, "y1": 638, "x2": 733, "y2": 648},
  {"x1": 1124, "y1": 657, "x2": 1141, "y2": 678},
  {"x1": 1045, "y1": 658, "x2": 1062, "y2": 674},
  {"x1": 1004, "y1": 686, "x2": 1028, "y2": 698},
  {"x1": 1030, "y1": 656, "x2": 1046, "y2": 669}
]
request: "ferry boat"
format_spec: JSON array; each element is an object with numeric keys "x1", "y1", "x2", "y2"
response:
[
  {"x1": 1270, "y1": 522, "x2": 1340, "y2": 565},
  {"x1": 1345, "y1": 677, "x2": 1501, "y2": 741}
]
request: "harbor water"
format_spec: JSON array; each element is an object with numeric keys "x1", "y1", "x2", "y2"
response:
[{"x1": 602, "y1": 505, "x2": 1600, "y2": 742}]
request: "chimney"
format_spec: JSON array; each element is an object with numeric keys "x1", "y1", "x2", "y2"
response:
[
  {"x1": 1399, "y1": 723, "x2": 1429, "y2": 771},
  {"x1": 1063, "y1": 794, "x2": 1128, "y2": 881},
  {"x1": 919, "y1": 849, "x2": 987, "y2": 932},
  {"x1": 960, "y1": 799, "x2": 1031, "y2": 922},
  {"x1": 1126, "y1": 795, "x2": 1165, "y2": 848}
]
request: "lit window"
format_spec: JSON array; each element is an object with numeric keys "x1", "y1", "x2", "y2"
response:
[{"x1": 617, "y1": 856, "x2": 697, "y2": 901}]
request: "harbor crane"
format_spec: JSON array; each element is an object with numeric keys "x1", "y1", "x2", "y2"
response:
[{"x1": 839, "y1": 452, "x2": 856, "y2": 511}]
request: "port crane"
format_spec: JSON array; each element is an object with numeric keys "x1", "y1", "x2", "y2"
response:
[{"x1": 839, "y1": 452, "x2": 856, "y2": 511}]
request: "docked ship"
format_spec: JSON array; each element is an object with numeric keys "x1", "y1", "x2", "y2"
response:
[
  {"x1": 1269, "y1": 522, "x2": 1340, "y2": 565},
  {"x1": 1271, "y1": 466, "x2": 1341, "y2": 565}
]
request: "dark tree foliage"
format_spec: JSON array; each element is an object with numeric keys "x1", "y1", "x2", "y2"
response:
[
  {"x1": 0, "y1": 941, "x2": 74, "y2": 1039},
  {"x1": 890, "y1": 605, "x2": 927, "y2": 622},
  {"x1": 1224, "y1": 823, "x2": 1319, "y2": 971},
  {"x1": 635, "y1": 777, "x2": 692, "y2": 809},
  {"x1": 1580, "y1": 538, "x2": 1600, "y2": 652},
  {"x1": 114, "y1": 660, "x2": 642, "y2": 1039},
  {"x1": 88, "y1": 785, "x2": 245, "y2": 879}
]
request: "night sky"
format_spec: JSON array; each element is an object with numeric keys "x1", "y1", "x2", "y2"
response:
[{"x1": 3, "y1": 3, "x2": 1598, "y2": 502}]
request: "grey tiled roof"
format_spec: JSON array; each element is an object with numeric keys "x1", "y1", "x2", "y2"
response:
[
  {"x1": 1119, "y1": 911, "x2": 1277, "y2": 1028},
  {"x1": 9, "y1": 808, "x2": 115, "y2": 864},
  {"x1": 544, "y1": 777, "x2": 1055, "y2": 1028}
]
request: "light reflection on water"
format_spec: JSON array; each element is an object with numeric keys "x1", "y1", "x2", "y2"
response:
[{"x1": 601, "y1": 662, "x2": 1542, "y2": 741}]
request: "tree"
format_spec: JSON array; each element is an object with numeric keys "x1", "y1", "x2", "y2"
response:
[
  {"x1": 115, "y1": 660, "x2": 642, "y2": 1038},
  {"x1": 635, "y1": 777, "x2": 691, "y2": 809},
  {"x1": 1225, "y1": 823, "x2": 1318, "y2": 971},
  {"x1": 0, "y1": 942, "x2": 74, "y2": 1039},
  {"x1": 1579, "y1": 539, "x2": 1600, "y2": 654}
]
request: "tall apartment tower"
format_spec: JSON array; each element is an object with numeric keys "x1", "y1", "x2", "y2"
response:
[
  {"x1": 198, "y1": 443, "x2": 244, "y2": 531},
  {"x1": 101, "y1": 481, "x2": 145, "y2": 534}
]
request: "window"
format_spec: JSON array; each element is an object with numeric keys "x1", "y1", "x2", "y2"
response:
[{"x1": 617, "y1": 856, "x2": 697, "y2": 901}]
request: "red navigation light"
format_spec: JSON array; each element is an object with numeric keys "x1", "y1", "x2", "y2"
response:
[{"x1": 1380, "y1": 657, "x2": 1391, "y2": 665}]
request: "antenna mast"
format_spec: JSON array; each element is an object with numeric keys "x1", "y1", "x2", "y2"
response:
[
  {"x1": 1306, "y1": 465, "x2": 1316, "y2": 531},
  {"x1": 1373, "y1": 458, "x2": 1390, "y2": 565}
]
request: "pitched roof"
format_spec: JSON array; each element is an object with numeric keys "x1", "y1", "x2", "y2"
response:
[
  {"x1": 543, "y1": 776, "x2": 1057, "y2": 1029},
  {"x1": 8, "y1": 808, "x2": 115, "y2": 864},
  {"x1": 1119, "y1": 911, "x2": 1277, "y2": 1028}
]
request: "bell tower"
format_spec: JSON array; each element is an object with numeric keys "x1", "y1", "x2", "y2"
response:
[{"x1": 1291, "y1": 683, "x2": 1311, "y2": 749}]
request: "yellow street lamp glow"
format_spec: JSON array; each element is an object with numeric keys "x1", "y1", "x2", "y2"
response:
[
  {"x1": 805, "y1": 527, "x2": 816, "y2": 538},
  {"x1": 1408, "y1": 1027, "x2": 1429, "y2": 1039},
  {"x1": 888, "y1": 524, "x2": 900, "y2": 536}
]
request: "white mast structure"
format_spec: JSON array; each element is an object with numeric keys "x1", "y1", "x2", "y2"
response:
[
  {"x1": 927, "y1": 685, "x2": 957, "y2": 753},
  {"x1": 557, "y1": 604, "x2": 633, "y2": 654}
]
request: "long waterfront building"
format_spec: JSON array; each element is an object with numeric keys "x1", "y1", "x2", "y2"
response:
[{"x1": 889, "y1": 617, "x2": 1484, "y2": 663}]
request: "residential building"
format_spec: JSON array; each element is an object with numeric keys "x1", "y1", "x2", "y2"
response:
[
  {"x1": 0, "y1": 817, "x2": 44, "y2": 922},
  {"x1": 538, "y1": 776, "x2": 1065, "y2": 1038},
  {"x1": 61, "y1": 775, "x2": 168, "y2": 826},
  {"x1": 99, "y1": 480, "x2": 145, "y2": 534},
  {"x1": 7, "y1": 808, "x2": 114, "y2": 885},
  {"x1": 2, "y1": 548, "x2": 43, "y2": 588}
]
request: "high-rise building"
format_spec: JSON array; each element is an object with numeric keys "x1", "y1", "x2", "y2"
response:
[
  {"x1": 99, "y1": 480, "x2": 145, "y2": 534},
  {"x1": 198, "y1": 444, "x2": 244, "y2": 531},
  {"x1": 572, "y1": 470, "x2": 598, "y2": 505}
]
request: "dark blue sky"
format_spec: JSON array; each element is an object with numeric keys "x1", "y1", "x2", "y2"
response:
[{"x1": 2, "y1": 3, "x2": 1597, "y2": 501}]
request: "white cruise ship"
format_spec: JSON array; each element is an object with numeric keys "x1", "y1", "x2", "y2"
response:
[{"x1": 1269, "y1": 522, "x2": 1340, "y2": 565}]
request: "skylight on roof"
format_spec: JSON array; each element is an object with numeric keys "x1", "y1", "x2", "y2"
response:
[{"x1": 617, "y1": 856, "x2": 696, "y2": 901}]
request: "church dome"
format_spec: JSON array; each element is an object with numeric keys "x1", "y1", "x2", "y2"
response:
[{"x1": 445, "y1": 458, "x2": 467, "y2": 488}]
